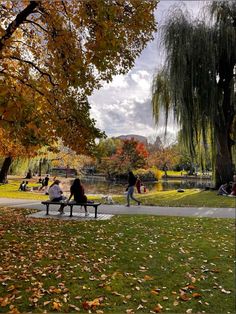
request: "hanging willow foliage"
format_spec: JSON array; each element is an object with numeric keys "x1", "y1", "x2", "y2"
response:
[{"x1": 152, "y1": 1, "x2": 236, "y2": 187}]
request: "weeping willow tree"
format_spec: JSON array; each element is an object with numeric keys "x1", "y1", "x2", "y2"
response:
[{"x1": 152, "y1": 1, "x2": 236, "y2": 188}]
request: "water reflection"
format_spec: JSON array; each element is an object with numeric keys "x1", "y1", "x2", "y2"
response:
[{"x1": 78, "y1": 177, "x2": 212, "y2": 195}]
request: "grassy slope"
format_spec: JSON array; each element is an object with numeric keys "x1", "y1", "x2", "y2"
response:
[{"x1": 0, "y1": 208, "x2": 234, "y2": 313}]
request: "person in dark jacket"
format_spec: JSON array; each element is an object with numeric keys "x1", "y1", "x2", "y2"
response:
[
  {"x1": 18, "y1": 181, "x2": 26, "y2": 191},
  {"x1": 68, "y1": 178, "x2": 89, "y2": 216},
  {"x1": 126, "y1": 171, "x2": 141, "y2": 207}
]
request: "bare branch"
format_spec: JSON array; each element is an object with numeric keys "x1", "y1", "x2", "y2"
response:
[{"x1": 0, "y1": 1, "x2": 39, "y2": 52}]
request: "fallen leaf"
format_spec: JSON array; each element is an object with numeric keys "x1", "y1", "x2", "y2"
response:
[
  {"x1": 68, "y1": 304, "x2": 80, "y2": 312},
  {"x1": 52, "y1": 301, "x2": 62, "y2": 311},
  {"x1": 180, "y1": 293, "x2": 190, "y2": 301},
  {"x1": 43, "y1": 301, "x2": 51, "y2": 306},
  {"x1": 144, "y1": 275, "x2": 153, "y2": 281},
  {"x1": 221, "y1": 289, "x2": 231, "y2": 294},
  {"x1": 153, "y1": 303, "x2": 163, "y2": 313}
]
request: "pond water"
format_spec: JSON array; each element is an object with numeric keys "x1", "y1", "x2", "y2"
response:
[{"x1": 77, "y1": 177, "x2": 213, "y2": 195}]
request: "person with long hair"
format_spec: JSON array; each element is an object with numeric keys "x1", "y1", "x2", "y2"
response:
[
  {"x1": 68, "y1": 178, "x2": 89, "y2": 216},
  {"x1": 126, "y1": 171, "x2": 141, "y2": 207}
]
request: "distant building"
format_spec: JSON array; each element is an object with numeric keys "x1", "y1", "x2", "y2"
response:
[
  {"x1": 116, "y1": 134, "x2": 148, "y2": 145},
  {"x1": 50, "y1": 167, "x2": 77, "y2": 177}
]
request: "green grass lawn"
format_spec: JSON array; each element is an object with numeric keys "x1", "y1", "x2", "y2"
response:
[
  {"x1": 0, "y1": 207, "x2": 234, "y2": 313},
  {"x1": 112, "y1": 190, "x2": 236, "y2": 208},
  {"x1": 0, "y1": 180, "x2": 235, "y2": 208}
]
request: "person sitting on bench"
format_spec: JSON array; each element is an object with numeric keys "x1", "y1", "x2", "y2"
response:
[
  {"x1": 48, "y1": 180, "x2": 67, "y2": 214},
  {"x1": 67, "y1": 178, "x2": 90, "y2": 217}
]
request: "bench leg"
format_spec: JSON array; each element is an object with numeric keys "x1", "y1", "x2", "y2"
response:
[
  {"x1": 69, "y1": 205, "x2": 73, "y2": 217},
  {"x1": 94, "y1": 205, "x2": 98, "y2": 218},
  {"x1": 46, "y1": 204, "x2": 49, "y2": 215}
]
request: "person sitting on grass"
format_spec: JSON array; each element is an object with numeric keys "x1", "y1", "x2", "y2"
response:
[
  {"x1": 24, "y1": 181, "x2": 31, "y2": 191},
  {"x1": 18, "y1": 181, "x2": 26, "y2": 191},
  {"x1": 230, "y1": 175, "x2": 236, "y2": 196},
  {"x1": 48, "y1": 180, "x2": 67, "y2": 214},
  {"x1": 217, "y1": 183, "x2": 230, "y2": 196},
  {"x1": 67, "y1": 178, "x2": 90, "y2": 217}
]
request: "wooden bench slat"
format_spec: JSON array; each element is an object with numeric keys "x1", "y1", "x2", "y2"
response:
[{"x1": 41, "y1": 201, "x2": 101, "y2": 218}]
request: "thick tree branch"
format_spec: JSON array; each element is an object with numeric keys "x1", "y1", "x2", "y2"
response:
[
  {"x1": 8, "y1": 56, "x2": 56, "y2": 86},
  {"x1": 0, "y1": 1, "x2": 39, "y2": 52},
  {"x1": 24, "y1": 19, "x2": 48, "y2": 33}
]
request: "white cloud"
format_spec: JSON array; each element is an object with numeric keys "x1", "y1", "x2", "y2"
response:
[{"x1": 89, "y1": 0, "x2": 205, "y2": 140}]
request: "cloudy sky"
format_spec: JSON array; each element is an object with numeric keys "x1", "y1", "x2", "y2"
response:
[{"x1": 89, "y1": 1, "x2": 206, "y2": 141}]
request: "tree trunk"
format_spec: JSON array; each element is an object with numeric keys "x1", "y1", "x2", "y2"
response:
[
  {"x1": 215, "y1": 56, "x2": 235, "y2": 188},
  {"x1": 214, "y1": 127, "x2": 233, "y2": 188},
  {"x1": 0, "y1": 156, "x2": 13, "y2": 183}
]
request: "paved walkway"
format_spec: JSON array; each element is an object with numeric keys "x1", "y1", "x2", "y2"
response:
[{"x1": 0, "y1": 198, "x2": 235, "y2": 219}]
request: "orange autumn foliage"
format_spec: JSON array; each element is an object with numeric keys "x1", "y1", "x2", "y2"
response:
[{"x1": 0, "y1": 0, "x2": 158, "y2": 155}]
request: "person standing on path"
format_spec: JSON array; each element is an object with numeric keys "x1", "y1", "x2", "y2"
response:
[
  {"x1": 126, "y1": 171, "x2": 141, "y2": 207},
  {"x1": 44, "y1": 175, "x2": 49, "y2": 193}
]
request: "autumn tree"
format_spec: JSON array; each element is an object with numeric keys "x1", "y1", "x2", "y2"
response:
[
  {"x1": 152, "y1": 1, "x2": 236, "y2": 188},
  {"x1": 94, "y1": 138, "x2": 122, "y2": 162},
  {"x1": 0, "y1": 0, "x2": 158, "y2": 181},
  {"x1": 101, "y1": 139, "x2": 149, "y2": 178},
  {"x1": 147, "y1": 144, "x2": 181, "y2": 173}
]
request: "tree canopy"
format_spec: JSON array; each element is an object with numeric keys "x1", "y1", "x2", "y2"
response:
[
  {"x1": 0, "y1": 0, "x2": 158, "y2": 181},
  {"x1": 0, "y1": 0, "x2": 158, "y2": 150},
  {"x1": 152, "y1": 1, "x2": 236, "y2": 187}
]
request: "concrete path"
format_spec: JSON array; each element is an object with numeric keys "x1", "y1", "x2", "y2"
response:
[{"x1": 0, "y1": 198, "x2": 235, "y2": 219}]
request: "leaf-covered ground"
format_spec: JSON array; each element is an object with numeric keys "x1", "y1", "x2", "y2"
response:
[{"x1": 0, "y1": 208, "x2": 235, "y2": 313}]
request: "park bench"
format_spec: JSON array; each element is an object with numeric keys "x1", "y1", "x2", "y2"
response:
[{"x1": 41, "y1": 201, "x2": 101, "y2": 218}]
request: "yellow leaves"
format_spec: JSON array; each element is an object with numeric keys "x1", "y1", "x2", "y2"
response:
[
  {"x1": 82, "y1": 297, "x2": 103, "y2": 310},
  {"x1": 7, "y1": 285, "x2": 16, "y2": 292},
  {"x1": 143, "y1": 275, "x2": 153, "y2": 281},
  {"x1": 0, "y1": 297, "x2": 10, "y2": 307},
  {"x1": 49, "y1": 287, "x2": 62, "y2": 294},
  {"x1": 151, "y1": 288, "x2": 161, "y2": 295},
  {"x1": 52, "y1": 301, "x2": 62, "y2": 311},
  {"x1": 8, "y1": 305, "x2": 20, "y2": 314}
]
